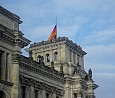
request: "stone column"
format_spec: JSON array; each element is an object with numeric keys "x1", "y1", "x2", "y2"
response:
[
  {"x1": 75, "y1": 54, "x2": 76, "y2": 65},
  {"x1": 19, "y1": 83, "x2": 22, "y2": 98},
  {"x1": 79, "y1": 55, "x2": 82, "y2": 68},
  {"x1": 42, "y1": 90, "x2": 46, "y2": 98},
  {"x1": 58, "y1": 46, "x2": 61, "y2": 62},
  {"x1": 7, "y1": 53, "x2": 12, "y2": 82},
  {"x1": 26, "y1": 86, "x2": 30, "y2": 98},
  {"x1": 39, "y1": 90, "x2": 43, "y2": 98},
  {"x1": 52, "y1": 93, "x2": 56, "y2": 98},
  {"x1": 71, "y1": 51, "x2": 73, "y2": 64},
  {"x1": 64, "y1": 82, "x2": 72, "y2": 98},
  {"x1": 30, "y1": 86, "x2": 35, "y2": 98},
  {"x1": 1, "y1": 52, "x2": 6, "y2": 80},
  {"x1": 43, "y1": 51, "x2": 45, "y2": 62},
  {"x1": 11, "y1": 54, "x2": 20, "y2": 98},
  {"x1": 50, "y1": 49, "x2": 53, "y2": 61},
  {"x1": 77, "y1": 93, "x2": 82, "y2": 98},
  {"x1": 81, "y1": 55, "x2": 84, "y2": 69},
  {"x1": 32, "y1": 50, "x2": 36, "y2": 61}
]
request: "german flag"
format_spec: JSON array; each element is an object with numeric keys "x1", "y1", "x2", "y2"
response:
[{"x1": 48, "y1": 25, "x2": 57, "y2": 41}]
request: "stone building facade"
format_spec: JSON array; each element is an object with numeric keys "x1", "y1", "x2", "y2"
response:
[{"x1": 0, "y1": 6, "x2": 98, "y2": 98}]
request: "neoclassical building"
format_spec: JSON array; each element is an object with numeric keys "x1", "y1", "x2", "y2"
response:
[{"x1": 0, "y1": 6, "x2": 98, "y2": 98}]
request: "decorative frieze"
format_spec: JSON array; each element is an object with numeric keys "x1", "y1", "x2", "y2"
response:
[
  {"x1": 0, "y1": 26, "x2": 30, "y2": 48},
  {"x1": 19, "y1": 74, "x2": 64, "y2": 96},
  {"x1": 0, "y1": 31, "x2": 15, "y2": 44},
  {"x1": 12, "y1": 54, "x2": 20, "y2": 63},
  {"x1": 30, "y1": 37, "x2": 66, "y2": 48},
  {"x1": 19, "y1": 55, "x2": 64, "y2": 83},
  {"x1": 0, "y1": 80, "x2": 13, "y2": 87}
]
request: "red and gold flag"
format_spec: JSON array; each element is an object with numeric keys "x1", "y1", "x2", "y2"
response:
[{"x1": 48, "y1": 25, "x2": 57, "y2": 41}]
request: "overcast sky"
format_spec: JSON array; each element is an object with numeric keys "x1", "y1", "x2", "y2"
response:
[{"x1": 1, "y1": 0, "x2": 115, "y2": 98}]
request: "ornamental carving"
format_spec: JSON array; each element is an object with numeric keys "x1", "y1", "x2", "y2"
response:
[
  {"x1": 19, "y1": 74, "x2": 64, "y2": 96},
  {"x1": 12, "y1": 54, "x2": 20, "y2": 63},
  {"x1": 35, "y1": 82, "x2": 43, "y2": 90},
  {"x1": 56, "y1": 89, "x2": 64, "y2": 96},
  {"x1": 29, "y1": 78, "x2": 35, "y2": 87},
  {"x1": 19, "y1": 55, "x2": 64, "y2": 83},
  {"x1": 22, "y1": 79, "x2": 30, "y2": 86},
  {"x1": 45, "y1": 85, "x2": 53, "y2": 93}
]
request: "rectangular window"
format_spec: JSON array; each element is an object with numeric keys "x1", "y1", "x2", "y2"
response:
[
  {"x1": 74, "y1": 93, "x2": 77, "y2": 98},
  {"x1": 35, "y1": 90, "x2": 38, "y2": 98},
  {"x1": 73, "y1": 54, "x2": 75, "y2": 64},
  {"x1": 54, "y1": 52, "x2": 58, "y2": 61},
  {"x1": 69, "y1": 52, "x2": 71, "y2": 62},
  {"x1": 46, "y1": 54, "x2": 50, "y2": 62},
  {"x1": 56, "y1": 96, "x2": 59, "y2": 98},
  {"x1": 77, "y1": 55, "x2": 80, "y2": 64},
  {"x1": 22, "y1": 86, "x2": 26, "y2": 98},
  {"x1": 0, "y1": 50, "x2": 4, "y2": 80},
  {"x1": 0, "y1": 53, "x2": 1, "y2": 80},
  {"x1": 46, "y1": 93, "x2": 49, "y2": 98}
]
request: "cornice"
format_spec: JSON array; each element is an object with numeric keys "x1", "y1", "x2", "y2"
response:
[
  {"x1": 65, "y1": 41, "x2": 87, "y2": 55},
  {"x1": 0, "y1": 6, "x2": 22, "y2": 24},
  {"x1": 0, "y1": 80, "x2": 13, "y2": 87},
  {"x1": 18, "y1": 55, "x2": 64, "y2": 83},
  {"x1": 14, "y1": 31, "x2": 31, "y2": 48},
  {"x1": 30, "y1": 37, "x2": 66, "y2": 48},
  {"x1": 0, "y1": 26, "x2": 30, "y2": 48},
  {"x1": 0, "y1": 29, "x2": 15, "y2": 44},
  {"x1": 29, "y1": 37, "x2": 86, "y2": 55}
]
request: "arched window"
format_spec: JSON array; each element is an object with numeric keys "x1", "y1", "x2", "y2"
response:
[
  {"x1": 0, "y1": 52, "x2": 2, "y2": 80},
  {"x1": 73, "y1": 54, "x2": 76, "y2": 64},
  {"x1": 69, "y1": 52, "x2": 72, "y2": 62},
  {"x1": 37, "y1": 55, "x2": 41, "y2": 62},
  {"x1": 54, "y1": 52, "x2": 58, "y2": 61},
  {"x1": 46, "y1": 54, "x2": 50, "y2": 62},
  {"x1": 56, "y1": 96, "x2": 59, "y2": 98},
  {"x1": 46, "y1": 93, "x2": 50, "y2": 98},
  {"x1": 22, "y1": 86, "x2": 26, "y2": 98},
  {"x1": 74, "y1": 93, "x2": 77, "y2": 98},
  {"x1": 77, "y1": 56, "x2": 79, "y2": 64},
  {"x1": 0, "y1": 91, "x2": 6, "y2": 98},
  {"x1": 35, "y1": 90, "x2": 38, "y2": 98},
  {"x1": 22, "y1": 79, "x2": 30, "y2": 98}
]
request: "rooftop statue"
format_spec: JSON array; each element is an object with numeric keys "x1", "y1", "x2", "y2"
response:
[{"x1": 88, "y1": 68, "x2": 92, "y2": 79}]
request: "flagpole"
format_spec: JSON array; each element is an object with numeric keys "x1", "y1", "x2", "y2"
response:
[
  {"x1": 56, "y1": 16, "x2": 57, "y2": 26},
  {"x1": 56, "y1": 16, "x2": 57, "y2": 38}
]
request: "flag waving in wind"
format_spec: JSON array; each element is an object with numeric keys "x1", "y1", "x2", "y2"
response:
[{"x1": 48, "y1": 25, "x2": 57, "y2": 41}]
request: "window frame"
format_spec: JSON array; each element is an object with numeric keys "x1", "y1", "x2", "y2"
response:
[
  {"x1": 46, "y1": 53, "x2": 50, "y2": 62},
  {"x1": 54, "y1": 52, "x2": 58, "y2": 61}
]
